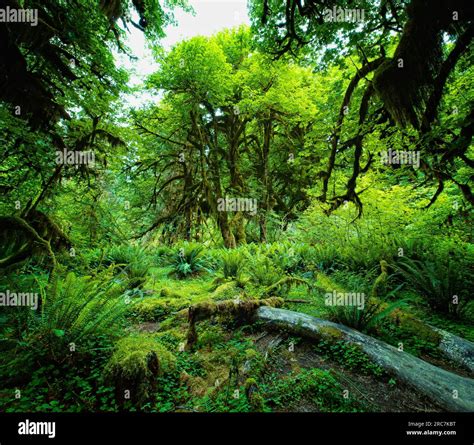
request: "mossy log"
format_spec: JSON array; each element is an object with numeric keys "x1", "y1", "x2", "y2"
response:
[
  {"x1": 255, "y1": 307, "x2": 474, "y2": 412},
  {"x1": 317, "y1": 270, "x2": 472, "y2": 372},
  {"x1": 186, "y1": 297, "x2": 284, "y2": 350}
]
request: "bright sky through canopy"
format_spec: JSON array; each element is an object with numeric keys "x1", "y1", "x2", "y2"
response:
[{"x1": 116, "y1": 0, "x2": 250, "y2": 108}]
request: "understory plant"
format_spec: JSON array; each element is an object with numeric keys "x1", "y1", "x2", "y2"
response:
[
  {"x1": 394, "y1": 250, "x2": 473, "y2": 318},
  {"x1": 170, "y1": 245, "x2": 209, "y2": 279},
  {"x1": 24, "y1": 271, "x2": 128, "y2": 365}
]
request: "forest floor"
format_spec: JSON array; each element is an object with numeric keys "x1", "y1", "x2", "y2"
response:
[
  {"x1": 1, "y1": 246, "x2": 472, "y2": 413},
  {"x1": 121, "y1": 264, "x2": 472, "y2": 413}
]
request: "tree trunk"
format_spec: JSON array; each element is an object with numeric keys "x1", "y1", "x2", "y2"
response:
[{"x1": 258, "y1": 119, "x2": 272, "y2": 243}]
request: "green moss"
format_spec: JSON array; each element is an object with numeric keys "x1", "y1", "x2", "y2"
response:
[
  {"x1": 318, "y1": 326, "x2": 345, "y2": 341},
  {"x1": 130, "y1": 297, "x2": 192, "y2": 322},
  {"x1": 197, "y1": 324, "x2": 226, "y2": 348},
  {"x1": 160, "y1": 288, "x2": 183, "y2": 298},
  {"x1": 316, "y1": 273, "x2": 346, "y2": 293},
  {"x1": 211, "y1": 281, "x2": 242, "y2": 301},
  {"x1": 104, "y1": 335, "x2": 176, "y2": 406},
  {"x1": 390, "y1": 310, "x2": 442, "y2": 344}
]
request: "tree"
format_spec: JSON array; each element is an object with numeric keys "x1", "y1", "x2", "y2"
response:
[{"x1": 249, "y1": 0, "x2": 474, "y2": 213}]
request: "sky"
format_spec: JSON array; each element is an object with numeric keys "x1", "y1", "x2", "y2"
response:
[{"x1": 116, "y1": 0, "x2": 251, "y2": 108}]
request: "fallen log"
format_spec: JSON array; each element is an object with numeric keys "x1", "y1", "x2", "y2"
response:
[
  {"x1": 431, "y1": 326, "x2": 474, "y2": 373},
  {"x1": 255, "y1": 307, "x2": 474, "y2": 412},
  {"x1": 186, "y1": 297, "x2": 284, "y2": 350}
]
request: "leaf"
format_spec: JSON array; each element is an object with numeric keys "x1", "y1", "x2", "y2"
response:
[{"x1": 53, "y1": 329, "x2": 65, "y2": 337}]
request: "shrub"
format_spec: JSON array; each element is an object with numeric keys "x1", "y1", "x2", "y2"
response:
[
  {"x1": 124, "y1": 261, "x2": 149, "y2": 290},
  {"x1": 247, "y1": 254, "x2": 282, "y2": 288},
  {"x1": 153, "y1": 246, "x2": 173, "y2": 266},
  {"x1": 321, "y1": 272, "x2": 406, "y2": 332},
  {"x1": 326, "y1": 298, "x2": 406, "y2": 333},
  {"x1": 106, "y1": 245, "x2": 148, "y2": 267},
  {"x1": 300, "y1": 244, "x2": 342, "y2": 273}
]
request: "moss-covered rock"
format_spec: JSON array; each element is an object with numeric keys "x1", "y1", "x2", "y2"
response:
[{"x1": 160, "y1": 287, "x2": 183, "y2": 299}]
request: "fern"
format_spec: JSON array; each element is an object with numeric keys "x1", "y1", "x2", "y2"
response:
[
  {"x1": 327, "y1": 299, "x2": 407, "y2": 333},
  {"x1": 395, "y1": 256, "x2": 471, "y2": 317},
  {"x1": 27, "y1": 271, "x2": 128, "y2": 363},
  {"x1": 221, "y1": 250, "x2": 246, "y2": 280},
  {"x1": 170, "y1": 245, "x2": 209, "y2": 279}
]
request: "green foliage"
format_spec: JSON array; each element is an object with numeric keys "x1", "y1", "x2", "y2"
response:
[
  {"x1": 394, "y1": 244, "x2": 473, "y2": 318},
  {"x1": 378, "y1": 320, "x2": 443, "y2": 359},
  {"x1": 19, "y1": 272, "x2": 126, "y2": 364},
  {"x1": 220, "y1": 250, "x2": 246, "y2": 280},
  {"x1": 1, "y1": 0, "x2": 473, "y2": 416},
  {"x1": 247, "y1": 253, "x2": 282, "y2": 288},
  {"x1": 125, "y1": 261, "x2": 150, "y2": 290},
  {"x1": 317, "y1": 271, "x2": 406, "y2": 332},
  {"x1": 326, "y1": 298, "x2": 407, "y2": 333},
  {"x1": 264, "y1": 368, "x2": 360, "y2": 412},
  {"x1": 153, "y1": 246, "x2": 174, "y2": 266},
  {"x1": 313, "y1": 340, "x2": 384, "y2": 377},
  {"x1": 106, "y1": 245, "x2": 148, "y2": 267},
  {"x1": 195, "y1": 384, "x2": 253, "y2": 413}
]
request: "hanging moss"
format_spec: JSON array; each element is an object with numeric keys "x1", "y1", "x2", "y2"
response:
[{"x1": 373, "y1": 0, "x2": 449, "y2": 128}]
